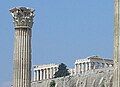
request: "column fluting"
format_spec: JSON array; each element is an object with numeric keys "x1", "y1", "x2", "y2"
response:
[{"x1": 10, "y1": 7, "x2": 35, "y2": 87}]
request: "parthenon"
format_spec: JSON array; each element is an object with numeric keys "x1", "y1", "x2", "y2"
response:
[
  {"x1": 9, "y1": 0, "x2": 120, "y2": 86},
  {"x1": 32, "y1": 56, "x2": 113, "y2": 82},
  {"x1": 75, "y1": 56, "x2": 113, "y2": 75}
]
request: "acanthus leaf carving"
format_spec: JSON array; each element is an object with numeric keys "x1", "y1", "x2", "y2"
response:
[{"x1": 10, "y1": 7, "x2": 35, "y2": 28}]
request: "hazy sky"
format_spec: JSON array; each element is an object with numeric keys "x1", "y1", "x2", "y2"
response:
[{"x1": 0, "y1": 0, "x2": 113, "y2": 87}]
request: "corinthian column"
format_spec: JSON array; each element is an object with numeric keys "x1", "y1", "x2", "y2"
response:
[
  {"x1": 113, "y1": 0, "x2": 120, "y2": 86},
  {"x1": 10, "y1": 7, "x2": 35, "y2": 87}
]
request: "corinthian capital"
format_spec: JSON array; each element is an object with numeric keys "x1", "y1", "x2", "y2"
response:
[{"x1": 10, "y1": 7, "x2": 35, "y2": 28}]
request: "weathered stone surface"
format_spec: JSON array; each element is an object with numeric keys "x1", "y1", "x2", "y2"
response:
[
  {"x1": 32, "y1": 67, "x2": 113, "y2": 87},
  {"x1": 10, "y1": 7, "x2": 35, "y2": 87},
  {"x1": 10, "y1": 7, "x2": 35, "y2": 28},
  {"x1": 113, "y1": 0, "x2": 120, "y2": 87}
]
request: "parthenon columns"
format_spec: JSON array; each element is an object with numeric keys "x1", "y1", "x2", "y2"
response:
[
  {"x1": 75, "y1": 62, "x2": 92, "y2": 75},
  {"x1": 75, "y1": 60, "x2": 113, "y2": 75}
]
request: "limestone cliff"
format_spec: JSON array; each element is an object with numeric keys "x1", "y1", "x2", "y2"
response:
[{"x1": 32, "y1": 67, "x2": 113, "y2": 87}]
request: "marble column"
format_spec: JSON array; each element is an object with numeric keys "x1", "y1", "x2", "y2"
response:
[
  {"x1": 46, "y1": 68, "x2": 49, "y2": 79},
  {"x1": 78, "y1": 63, "x2": 80, "y2": 74},
  {"x1": 88, "y1": 62, "x2": 91, "y2": 70},
  {"x1": 40, "y1": 69, "x2": 42, "y2": 80},
  {"x1": 113, "y1": 0, "x2": 120, "y2": 86},
  {"x1": 81, "y1": 63, "x2": 84, "y2": 74},
  {"x1": 85, "y1": 62, "x2": 88, "y2": 72},
  {"x1": 83, "y1": 63, "x2": 85, "y2": 73},
  {"x1": 10, "y1": 7, "x2": 35, "y2": 87},
  {"x1": 36, "y1": 70, "x2": 39, "y2": 81},
  {"x1": 43, "y1": 69, "x2": 46, "y2": 79},
  {"x1": 80, "y1": 63, "x2": 82, "y2": 73},
  {"x1": 34, "y1": 70, "x2": 37, "y2": 81},
  {"x1": 75, "y1": 64, "x2": 77, "y2": 75},
  {"x1": 50, "y1": 68, "x2": 53, "y2": 78}
]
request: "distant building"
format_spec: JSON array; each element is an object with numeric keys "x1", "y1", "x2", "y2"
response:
[
  {"x1": 75, "y1": 55, "x2": 113, "y2": 75},
  {"x1": 33, "y1": 64, "x2": 58, "y2": 81},
  {"x1": 33, "y1": 56, "x2": 113, "y2": 82}
]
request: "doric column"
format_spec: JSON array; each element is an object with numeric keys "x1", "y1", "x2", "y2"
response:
[
  {"x1": 78, "y1": 63, "x2": 80, "y2": 74},
  {"x1": 46, "y1": 68, "x2": 49, "y2": 79},
  {"x1": 88, "y1": 62, "x2": 91, "y2": 70},
  {"x1": 43, "y1": 69, "x2": 46, "y2": 79},
  {"x1": 83, "y1": 63, "x2": 85, "y2": 73},
  {"x1": 53, "y1": 67, "x2": 55, "y2": 74},
  {"x1": 85, "y1": 62, "x2": 88, "y2": 72},
  {"x1": 113, "y1": 0, "x2": 120, "y2": 86},
  {"x1": 75, "y1": 64, "x2": 78, "y2": 75},
  {"x1": 36, "y1": 70, "x2": 39, "y2": 81},
  {"x1": 80, "y1": 63, "x2": 82, "y2": 74},
  {"x1": 40, "y1": 69, "x2": 42, "y2": 80},
  {"x1": 50, "y1": 68, "x2": 53, "y2": 78},
  {"x1": 10, "y1": 7, "x2": 35, "y2": 87},
  {"x1": 34, "y1": 70, "x2": 37, "y2": 81},
  {"x1": 81, "y1": 63, "x2": 84, "y2": 74}
]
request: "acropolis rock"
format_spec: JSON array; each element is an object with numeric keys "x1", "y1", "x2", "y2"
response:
[{"x1": 31, "y1": 67, "x2": 113, "y2": 87}]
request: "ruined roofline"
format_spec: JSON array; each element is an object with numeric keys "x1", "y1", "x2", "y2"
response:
[
  {"x1": 33, "y1": 63, "x2": 59, "y2": 68},
  {"x1": 75, "y1": 55, "x2": 112, "y2": 62}
]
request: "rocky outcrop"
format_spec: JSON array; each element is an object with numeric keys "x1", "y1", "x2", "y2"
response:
[{"x1": 32, "y1": 67, "x2": 113, "y2": 87}]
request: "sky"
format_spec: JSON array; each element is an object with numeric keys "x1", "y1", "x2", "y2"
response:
[{"x1": 0, "y1": 0, "x2": 113, "y2": 87}]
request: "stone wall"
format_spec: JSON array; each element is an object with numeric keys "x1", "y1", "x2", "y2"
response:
[{"x1": 31, "y1": 67, "x2": 113, "y2": 87}]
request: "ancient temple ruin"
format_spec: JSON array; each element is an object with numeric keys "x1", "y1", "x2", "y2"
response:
[{"x1": 10, "y1": 0, "x2": 120, "y2": 86}]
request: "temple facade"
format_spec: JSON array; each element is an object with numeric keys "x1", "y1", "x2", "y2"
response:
[
  {"x1": 33, "y1": 64, "x2": 58, "y2": 81},
  {"x1": 33, "y1": 56, "x2": 113, "y2": 82},
  {"x1": 75, "y1": 56, "x2": 113, "y2": 75}
]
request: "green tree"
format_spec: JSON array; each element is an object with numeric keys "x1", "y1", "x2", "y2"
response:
[
  {"x1": 50, "y1": 80, "x2": 55, "y2": 87},
  {"x1": 54, "y1": 63, "x2": 70, "y2": 78}
]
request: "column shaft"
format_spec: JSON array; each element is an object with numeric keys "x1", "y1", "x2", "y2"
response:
[
  {"x1": 50, "y1": 68, "x2": 53, "y2": 78},
  {"x1": 33, "y1": 70, "x2": 37, "y2": 81},
  {"x1": 46, "y1": 69, "x2": 49, "y2": 79},
  {"x1": 113, "y1": 0, "x2": 120, "y2": 86},
  {"x1": 13, "y1": 29, "x2": 31, "y2": 87},
  {"x1": 89, "y1": 62, "x2": 91, "y2": 70},
  {"x1": 75, "y1": 64, "x2": 77, "y2": 75},
  {"x1": 10, "y1": 7, "x2": 35, "y2": 87},
  {"x1": 36, "y1": 70, "x2": 39, "y2": 81},
  {"x1": 80, "y1": 63, "x2": 82, "y2": 74},
  {"x1": 43, "y1": 69, "x2": 46, "y2": 79},
  {"x1": 40, "y1": 70, "x2": 42, "y2": 80},
  {"x1": 85, "y1": 62, "x2": 88, "y2": 72},
  {"x1": 78, "y1": 63, "x2": 80, "y2": 74}
]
